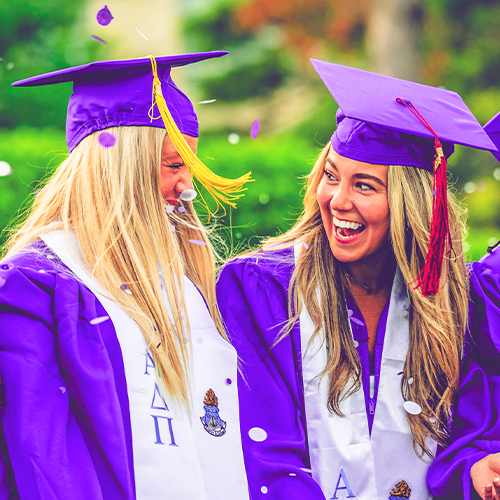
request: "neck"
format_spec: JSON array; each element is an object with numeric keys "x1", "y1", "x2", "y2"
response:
[{"x1": 343, "y1": 251, "x2": 396, "y2": 295}]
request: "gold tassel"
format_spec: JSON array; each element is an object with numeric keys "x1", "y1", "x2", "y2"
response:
[{"x1": 148, "y1": 56, "x2": 252, "y2": 214}]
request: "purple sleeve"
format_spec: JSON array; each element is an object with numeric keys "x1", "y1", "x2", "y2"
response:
[
  {"x1": 0, "y1": 251, "x2": 135, "y2": 499},
  {"x1": 428, "y1": 257, "x2": 500, "y2": 500},
  {"x1": 217, "y1": 252, "x2": 326, "y2": 500}
]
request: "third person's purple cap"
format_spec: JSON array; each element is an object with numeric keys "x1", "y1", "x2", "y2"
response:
[{"x1": 484, "y1": 111, "x2": 500, "y2": 163}]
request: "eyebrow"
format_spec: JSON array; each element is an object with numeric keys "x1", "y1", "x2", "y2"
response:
[{"x1": 325, "y1": 158, "x2": 386, "y2": 187}]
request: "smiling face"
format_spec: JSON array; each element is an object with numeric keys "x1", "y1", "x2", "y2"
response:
[
  {"x1": 317, "y1": 148, "x2": 391, "y2": 265},
  {"x1": 160, "y1": 134, "x2": 197, "y2": 204}
]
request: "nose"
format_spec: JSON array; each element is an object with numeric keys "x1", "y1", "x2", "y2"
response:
[
  {"x1": 175, "y1": 170, "x2": 194, "y2": 195},
  {"x1": 329, "y1": 181, "x2": 354, "y2": 212}
]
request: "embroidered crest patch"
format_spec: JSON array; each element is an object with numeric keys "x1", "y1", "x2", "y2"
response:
[
  {"x1": 200, "y1": 389, "x2": 226, "y2": 437},
  {"x1": 388, "y1": 480, "x2": 411, "y2": 499}
]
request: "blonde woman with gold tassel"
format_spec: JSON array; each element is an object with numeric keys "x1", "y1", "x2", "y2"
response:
[
  {"x1": 0, "y1": 53, "x2": 251, "y2": 500},
  {"x1": 217, "y1": 60, "x2": 500, "y2": 500}
]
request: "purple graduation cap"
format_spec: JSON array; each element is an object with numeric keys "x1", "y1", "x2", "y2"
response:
[
  {"x1": 484, "y1": 111, "x2": 500, "y2": 163},
  {"x1": 311, "y1": 59, "x2": 497, "y2": 297},
  {"x1": 12, "y1": 52, "x2": 252, "y2": 211}
]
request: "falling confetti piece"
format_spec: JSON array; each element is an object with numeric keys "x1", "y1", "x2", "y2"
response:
[
  {"x1": 6, "y1": 62, "x2": 14, "y2": 71},
  {"x1": 91, "y1": 35, "x2": 107, "y2": 44},
  {"x1": 189, "y1": 239, "x2": 207, "y2": 246},
  {"x1": 180, "y1": 189, "x2": 197, "y2": 201},
  {"x1": 228, "y1": 133, "x2": 240, "y2": 145},
  {"x1": 248, "y1": 427, "x2": 267, "y2": 442},
  {"x1": 90, "y1": 316, "x2": 110, "y2": 325},
  {"x1": 408, "y1": 377, "x2": 414, "y2": 385},
  {"x1": 165, "y1": 205, "x2": 174, "y2": 213},
  {"x1": 135, "y1": 28, "x2": 148, "y2": 40},
  {"x1": 347, "y1": 309, "x2": 353, "y2": 317},
  {"x1": 226, "y1": 378, "x2": 232, "y2": 385},
  {"x1": 261, "y1": 486, "x2": 268, "y2": 494},
  {"x1": 349, "y1": 316, "x2": 364, "y2": 326},
  {"x1": 303, "y1": 242, "x2": 309, "y2": 249},
  {"x1": 59, "y1": 387, "x2": 66, "y2": 394},
  {"x1": 198, "y1": 99, "x2": 216, "y2": 104},
  {"x1": 251, "y1": 119, "x2": 260, "y2": 139},
  {"x1": 39, "y1": 270, "x2": 46, "y2": 273},
  {"x1": 403, "y1": 401, "x2": 422, "y2": 415},
  {"x1": 433, "y1": 190, "x2": 437, "y2": 197},
  {"x1": 98, "y1": 132, "x2": 116, "y2": 148},
  {"x1": 34, "y1": 189, "x2": 41, "y2": 196},
  {"x1": 397, "y1": 371, "x2": 403, "y2": 376},
  {"x1": 429, "y1": 417, "x2": 436, "y2": 423},
  {"x1": 120, "y1": 284, "x2": 128, "y2": 291},
  {"x1": 125, "y1": 289, "x2": 132, "y2": 295},
  {"x1": 257, "y1": 248, "x2": 264, "y2": 253},
  {"x1": 156, "y1": 343, "x2": 161, "y2": 348},
  {"x1": 289, "y1": 473, "x2": 297, "y2": 477},
  {"x1": 96, "y1": 5, "x2": 114, "y2": 26},
  {"x1": 353, "y1": 340, "x2": 359, "y2": 348},
  {"x1": 300, "y1": 468, "x2": 312, "y2": 473},
  {"x1": 177, "y1": 206, "x2": 186, "y2": 213},
  {"x1": 170, "y1": 225, "x2": 175, "y2": 232},
  {"x1": 0, "y1": 161, "x2": 12, "y2": 176}
]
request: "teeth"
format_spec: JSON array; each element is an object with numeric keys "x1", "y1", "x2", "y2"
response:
[{"x1": 333, "y1": 216, "x2": 362, "y2": 230}]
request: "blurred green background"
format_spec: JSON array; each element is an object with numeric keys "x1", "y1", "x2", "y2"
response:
[{"x1": 1, "y1": 0, "x2": 500, "y2": 261}]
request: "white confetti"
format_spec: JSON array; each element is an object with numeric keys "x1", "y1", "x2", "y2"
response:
[
  {"x1": 289, "y1": 473, "x2": 296, "y2": 477},
  {"x1": 90, "y1": 316, "x2": 110, "y2": 325},
  {"x1": 303, "y1": 242, "x2": 309, "y2": 249},
  {"x1": 403, "y1": 401, "x2": 422, "y2": 415},
  {"x1": 198, "y1": 99, "x2": 216, "y2": 104},
  {"x1": 261, "y1": 486, "x2": 268, "y2": 494},
  {"x1": 125, "y1": 289, "x2": 133, "y2": 295},
  {"x1": 0, "y1": 161, "x2": 12, "y2": 177},
  {"x1": 170, "y1": 225, "x2": 175, "y2": 232},
  {"x1": 178, "y1": 206, "x2": 186, "y2": 213},
  {"x1": 165, "y1": 205, "x2": 174, "y2": 213},
  {"x1": 59, "y1": 387, "x2": 66, "y2": 394},
  {"x1": 135, "y1": 28, "x2": 148, "y2": 40},
  {"x1": 180, "y1": 189, "x2": 197, "y2": 201},
  {"x1": 228, "y1": 133, "x2": 240, "y2": 145},
  {"x1": 353, "y1": 340, "x2": 359, "y2": 348},
  {"x1": 408, "y1": 377, "x2": 414, "y2": 385},
  {"x1": 248, "y1": 427, "x2": 267, "y2": 442},
  {"x1": 38, "y1": 270, "x2": 46, "y2": 273},
  {"x1": 429, "y1": 417, "x2": 437, "y2": 424}
]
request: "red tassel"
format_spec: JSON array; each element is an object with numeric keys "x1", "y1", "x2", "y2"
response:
[
  {"x1": 395, "y1": 98, "x2": 453, "y2": 297},
  {"x1": 412, "y1": 146, "x2": 452, "y2": 296}
]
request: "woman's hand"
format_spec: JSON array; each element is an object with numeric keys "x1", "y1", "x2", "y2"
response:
[{"x1": 471, "y1": 453, "x2": 500, "y2": 499}]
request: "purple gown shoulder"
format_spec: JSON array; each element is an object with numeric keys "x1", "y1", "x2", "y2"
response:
[
  {"x1": 428, "y1": 253, "x2": 500, "y2": 499},
  {"x1": 0, "y1": 243, "x2": 135, "y2": 499},
  {"x1": 217, "y1": 248, "x2": 326, "y2": 500}
]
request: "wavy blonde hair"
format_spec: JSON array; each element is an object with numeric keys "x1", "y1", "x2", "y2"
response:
[
  {"x1": 3, "y1": 126, "x2": 226, "y2": 409},
  {"x1": 264, "y1": 144, "x2": 468, "y2": 457}
]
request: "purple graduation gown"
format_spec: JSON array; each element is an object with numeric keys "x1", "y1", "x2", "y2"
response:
[
  {"x1": 217, "y1": 248, "x2": 500, "y2": 500},
  {"x1": 0, "y1": 245, "x2": 135, "y2": 499}
]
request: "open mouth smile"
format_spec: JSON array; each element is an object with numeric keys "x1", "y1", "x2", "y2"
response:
[{"x1": 333, "y1": 216, "x2": 366, "y2": 240}]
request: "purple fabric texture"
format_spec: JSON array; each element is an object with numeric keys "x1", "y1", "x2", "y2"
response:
[
  {"x1": 217, "y1": 248, "x2": 500, "y2": 500},
  {"x1": 428, "y1": 253, "x2": 500, "y2": 499},
  {"x1": 484, "y1": 111, "x2": 500, "y2": 162},
  {"x1": 12, "y1": 52, "x2": 228, "y2": 152},
  {"x1": 332, "y1": 109, "x2": 454, "y2": 171},
  {"x1": 0, "y1": 246, "x2": 135, "y2": 499}
]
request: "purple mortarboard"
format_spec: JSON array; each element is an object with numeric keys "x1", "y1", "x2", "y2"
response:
[
  {"x1": 311, "y1": 58, "x2": 497, "y2": 297},
  {"x1": 13, "y1": 52, "x2": 226, "y2": 153},
  {"x1": 484, "y1": 111, "x2": 500, "y2": 162},
  {"x1": 310, "y1": 59, "x2": 496, "y2": 169},
  {"x1": 12, "y1": 52, "x2": 252, "y2": 211}
]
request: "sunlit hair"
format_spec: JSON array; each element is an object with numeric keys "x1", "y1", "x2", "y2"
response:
[
  {"x1": 4, "y1": 126, "x2": 226, "y2": 409},
  {"x1": 262, "y1": 143, "x2": 468, "y2": 457}
]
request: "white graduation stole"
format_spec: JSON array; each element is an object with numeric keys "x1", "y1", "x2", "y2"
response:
[
  {"x1": 295, "y1": 245, "x2": 436, "y2": 500},
  {"x1": 42, "y1": 230, "x2": 249, "y2": 500}
]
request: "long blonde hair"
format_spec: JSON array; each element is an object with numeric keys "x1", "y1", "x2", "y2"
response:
[
  {"x1": 4, "y1": 126, "x2": 226, "y2": 409},
  {"x1": 264, "y1": 144, "x2": 468, "y2": 457}
]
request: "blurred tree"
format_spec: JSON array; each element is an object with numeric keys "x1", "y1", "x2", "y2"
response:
[{"x1": 0, "y1": 0, "x2": 94, "y2": 128}]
